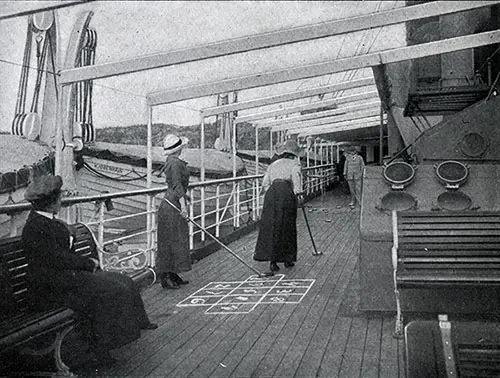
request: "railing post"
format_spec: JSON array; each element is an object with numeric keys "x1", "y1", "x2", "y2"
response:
[
  {"x1": 97, "y1": 200, "x2": 105, "y2": 267},
  {"x1": 255, "y1": 127, "x2": 260, "y2": 220},
  {"x1": 148, "y1": 194, "x2": 156, "y2": 267},
  {"x1": 201, "y1": 186, "x2": 206, "y2": 242},
  {"x1": 146, "y1": 194, "x2": 151, "y2": 265},
  {"x1": 256, "y1": 177, "x2": 261, "y2": 219},
  {"x1": 9, "y1": 214, "x2": 17, "y2": 237},
  {"x1": 146, "y1": 104, "x2": 154, "y2": 266},
  {"x1": 215, "y1": 185, "x2": 221, "y2": 237},
  {"x1": 306, "y1": 137, "x2": 311, "y2": 196},
  {"x1": 236, "y1": 182, "x2": 240, "y2": 228},
  {"x1": 233, "y1": 182, "x2": 237, "y2": 229},
  {"x1": 200, "y1": 114, "x2": 206, "y2": 243},
  {"x1": 320, "y1": 166, "x2": 325, "y2": 195},
  {"x1": 252, "y1": 179, "x2": 257, "y2": 221},
  {"x1": 189, "y1": 188, "x2": 194, "y2": 250}
]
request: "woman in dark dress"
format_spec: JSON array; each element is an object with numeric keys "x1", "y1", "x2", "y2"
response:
[
  {"x1": 21, "y1": 174, "x2": 156, "y2": 367},
  {"x1": 156, "y1": 134, "x2": 191, "y2": 289},
  {"x1": 254, "y1": 139, "x2": 304, "y2": 272}
]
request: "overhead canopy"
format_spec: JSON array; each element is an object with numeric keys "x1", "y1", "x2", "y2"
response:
[{"x1": 1, "y1": 0, "x2": 500, "y2": 145}]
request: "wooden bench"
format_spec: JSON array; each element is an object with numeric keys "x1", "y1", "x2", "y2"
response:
[
  {"x1": 405, "y1": 316, "x2": 500, "y2": 378},
  {"x1": 0, "y1": 222, "x2": 155, "y2": 376},
  {"x1": 391, "y1": 211, "x2": 500, "y2": 376},
  {"x1": 392, "y1": 210, "x2": 500, "y2": 335},
  {"x1": 0, "y1": 223, "x2": 98, "y2": 376}
]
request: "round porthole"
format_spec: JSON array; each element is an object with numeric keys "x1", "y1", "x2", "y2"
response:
[
  {"x1": 380, "y1": 192, "x2": 417, "y2": 211},
  {"x1": 383, "y1": 161, "x2": 416, "y2": 189},
  {"x1": 437, "y1": 191, "x2": 472, "y2": 211},
  {"x1": 435, "y1": 160, "x2": 469, "y2": 188},
  {"x1": 458, "y1": 132, "x2": 488, "y2": 158}
]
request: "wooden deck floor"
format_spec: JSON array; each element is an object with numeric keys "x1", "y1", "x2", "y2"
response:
[{"x1": 81, "y1": 188, "x2": 406, "y2": 378}]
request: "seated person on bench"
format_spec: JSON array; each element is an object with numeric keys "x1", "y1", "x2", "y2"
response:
[{"x1": 21, "y1": 174, "x2": 157, "y2": 366}]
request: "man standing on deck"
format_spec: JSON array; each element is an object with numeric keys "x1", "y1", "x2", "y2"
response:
[
  {"x1": 343, "y1": 145, "x2": 365, "y2": 208},
  {"x1": 338, "y1": 148, "x2": 349, "y2": 195}
]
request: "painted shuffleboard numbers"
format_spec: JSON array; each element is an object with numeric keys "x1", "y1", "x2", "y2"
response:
[{"x1": 176, "y1": 274, "x2": 315, "y2": 314}]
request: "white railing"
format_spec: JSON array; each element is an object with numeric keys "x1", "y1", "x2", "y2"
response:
[
  {"x1": 0, "y1": 165, "x2": 336, "y2": 273},
  {"x1": 303, "y1": 164, "x2": 338, "y2": 196}
]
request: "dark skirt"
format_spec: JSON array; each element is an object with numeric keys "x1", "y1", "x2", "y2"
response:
[
  {"x1": 254, "y1": 180, "x2": 297, "y2": 263},
  {"x1": 156, "y1": 191, "x2": 191, "y2": 274},
  {"x1": 29, "y1": 270, "x2": 150, "y2": 352}
]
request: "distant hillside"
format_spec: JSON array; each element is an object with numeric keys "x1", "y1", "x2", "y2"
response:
[{"x1": 95, "y1": 122, "x2": 271, "y2": 150}]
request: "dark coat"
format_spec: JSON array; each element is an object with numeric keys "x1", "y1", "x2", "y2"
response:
[
  {"x1": 156, "y1": 155, "x2": 191, "y2": 274},
  {"x1": 338, "y1": 153, "x2": 346, "y2": 180},
  {"x1": 22, "y1": 211, "x2": 150, "y2": 351}
]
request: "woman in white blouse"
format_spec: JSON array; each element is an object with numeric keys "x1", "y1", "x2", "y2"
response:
[{"x1": 254, "y1": 139, "x2": 304, "y2": 272}]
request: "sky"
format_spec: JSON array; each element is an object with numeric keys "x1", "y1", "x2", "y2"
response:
[{"x1": 0, "y1": 1, "x2": 405, "y2": 132}]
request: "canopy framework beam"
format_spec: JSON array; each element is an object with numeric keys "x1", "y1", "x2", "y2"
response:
[
  {"x1": 0, "y1": 1, "x2": 92, "y2": 20},
  {"x1": 235, "y1": 91, "x2": 379, "y2": 124},
  {"x1": 258, "y1": 99, "x2": 381, "y2": 129},
  {"x1": 201, "y1": 77, "x2": 375, "y2": 116},
  {"x1": 147, "y1": 29, "x2": 500, "y2": 106},
  {"x1": 270, "y1": 109, "x2": 383, "y2": 132},
  {"x1": 292, "y1": 115, "x2": 388, "y2": 135},
  {"x1": 297, "y1": 121, "x2": 385, "y2": 137},
  {"x1": 58, "y1": 1, "x2": 500, "y2": 84}
]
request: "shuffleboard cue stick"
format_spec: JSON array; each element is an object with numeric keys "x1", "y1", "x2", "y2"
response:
[{"x1": 301, "y1": 205, "x2": 322, "y2": 256}]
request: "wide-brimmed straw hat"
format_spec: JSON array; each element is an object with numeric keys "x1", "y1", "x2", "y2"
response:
[
  {"x1": 275, "y1": 139, "x2": 304, "y2": 157},
  {"x1": 24, "y1": 174, "x2": 63, "y2": 201},
  {"x1": 163, "y1": 134, "x2": 188, "y2": 155}
]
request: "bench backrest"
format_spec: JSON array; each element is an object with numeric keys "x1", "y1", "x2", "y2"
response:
[
  {"x1": 0, "y1": 223, "x2": 98, "y2": 314},
  {"x1": 396, "y1": 211, "x2": 500, "y2": 273}
]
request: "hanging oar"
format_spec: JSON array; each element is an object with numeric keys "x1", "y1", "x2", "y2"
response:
[{"x1": 162, "y1": 197, "x2": 274, "y2": 278}]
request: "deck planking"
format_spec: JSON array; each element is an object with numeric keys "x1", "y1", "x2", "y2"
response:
[
  {"x1": 248, "y1": 215, "x2": 352, "y2": 378},
  {"x1": 266, "y1": 218, "x2": 358, "y2": 378},
  {"x1": 234, "y1": 214, "x2": 350, "y2": 378},
  {"x1": 77, "y1": 188, "x2": 405, "y2": 378},
  {"x1": 360, "y1": 318, "x2": 383, "y2": 378},
  {"x1": 294, "y1": 240, "x2": 360, "y2": 377}
]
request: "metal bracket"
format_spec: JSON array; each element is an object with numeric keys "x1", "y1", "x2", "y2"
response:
[{"x1": 438, "y1": 314, "x2": 457, "y2": 378}]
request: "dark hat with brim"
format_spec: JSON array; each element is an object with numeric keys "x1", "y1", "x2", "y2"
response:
[{"x1": 25, "y1": 174, "x2": 63, "y2": 201}]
